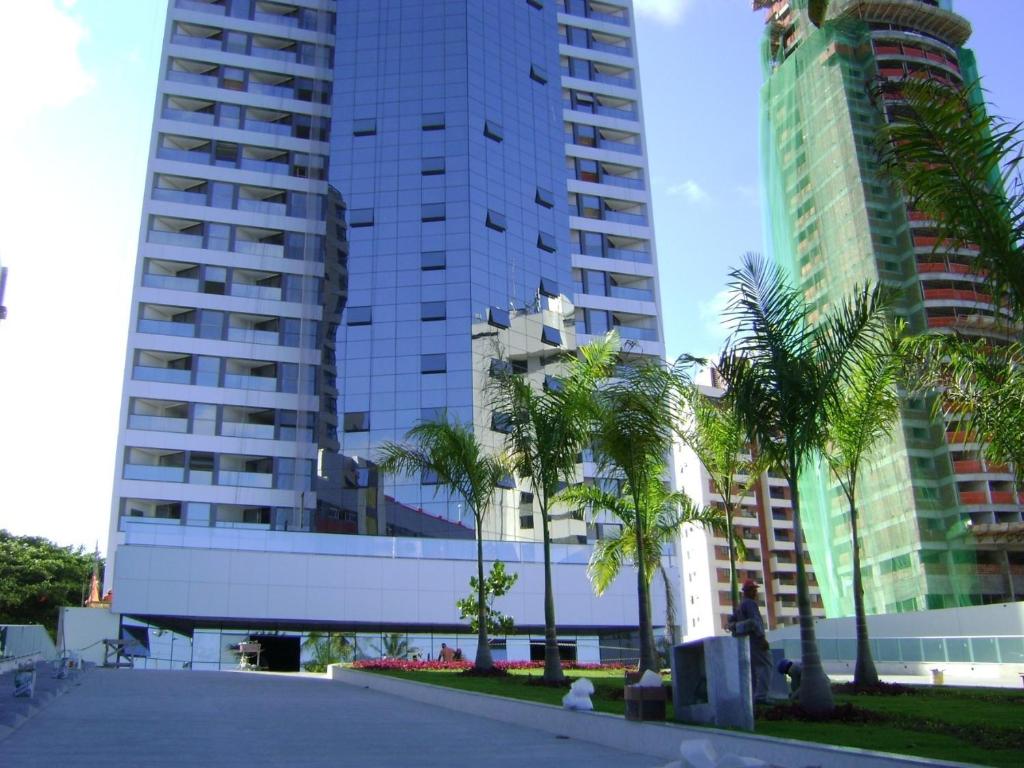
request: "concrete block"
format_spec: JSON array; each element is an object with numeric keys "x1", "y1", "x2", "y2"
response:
[
  {"x1": 768, "y1": 648, "x2": 791, "y2": 701},
  {"x1": 671, "y1": 637, "x2": 753, "y2": 731}
]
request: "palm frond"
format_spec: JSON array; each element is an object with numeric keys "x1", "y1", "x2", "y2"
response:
[{"x1": 878, "y1": 76, "x2": 1024, "y2": 322}]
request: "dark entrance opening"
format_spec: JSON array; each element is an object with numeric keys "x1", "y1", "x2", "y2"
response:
[
  {"x1": 529, "y1": 639, "x2": 577, "y2": 662},
  {"x1": 251, "y1": 634, "x2": 301, "y2": 672}
]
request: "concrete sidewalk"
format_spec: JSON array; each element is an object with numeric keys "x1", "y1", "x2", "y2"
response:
[{"x1": 0, "y1": 669, "x2": 662, "y2": 767}]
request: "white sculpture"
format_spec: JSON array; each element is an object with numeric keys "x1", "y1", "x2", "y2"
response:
[{"x1": 561, "y1": 677, "x2": 595, "y2": 711}]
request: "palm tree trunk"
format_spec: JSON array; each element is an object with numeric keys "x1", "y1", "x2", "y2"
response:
[
  {"x1": 660, "y1": 564, "x2": 677, "y2": 646},
  {"x1": 847, "y1": 489, "x2": 878, "y2": 687},
  {"x1": 474, "y1": 527, "x2": 494, "y2": 671},
  {"x1": 634, "y1": 494, "x2": 659, "y2": 674},
  {"x1": 789, "y1": 467, "x2": 834, "y2": 716},
  {"x1": 540, "y1": 501, "x2": 564, "y2": 683},
  {"x1": 726, "y1": 500, "x2": 739, "y2": 612}
]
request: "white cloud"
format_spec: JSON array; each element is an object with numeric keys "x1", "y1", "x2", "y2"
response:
[
  {"x1": 698, "y1": 288, "x2": 737, "y2": 352},
  {"x1": 666, "y1": 179, "x2": 709, "y2": 203},
  {"x1": 0, "y1": 0, "x2": 94, "y2": 126},
  {"x1": 633, "y1": 0, "x2": 696, "y2": 25}
]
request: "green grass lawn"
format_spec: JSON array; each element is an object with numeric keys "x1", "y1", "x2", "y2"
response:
[{"x1": 365, "y1": 668, "x2": 1024, "y2": 767}]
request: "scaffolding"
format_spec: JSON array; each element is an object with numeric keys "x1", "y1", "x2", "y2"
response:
[{"x1": 758, "y1": 0, "x2": 981, "y2": 616}]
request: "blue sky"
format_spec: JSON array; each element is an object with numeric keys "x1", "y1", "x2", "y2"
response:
[{"x1": 0, "y1": 0, "x2": 1020, "y2": 550}]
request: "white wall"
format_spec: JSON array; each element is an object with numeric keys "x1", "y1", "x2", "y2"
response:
[
  {"x1": 57, "y1": 607, "x2": 120, "y2": 666},
  {"x1": 112, "y1": 525, "x2": 671, "y2": 630}
]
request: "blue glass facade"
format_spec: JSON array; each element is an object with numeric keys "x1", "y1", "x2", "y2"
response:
[{"x1": 329, "y1": 0, "x2": 572, "y2": 525}]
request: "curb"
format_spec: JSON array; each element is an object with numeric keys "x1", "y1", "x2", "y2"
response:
[{"x1": 328, "y1": 667, "x2": 981, "y2": 768}]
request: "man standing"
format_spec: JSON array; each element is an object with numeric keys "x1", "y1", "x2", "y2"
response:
[{"x1": 731, "y1": 579, "x2": 772, "y2": 704}]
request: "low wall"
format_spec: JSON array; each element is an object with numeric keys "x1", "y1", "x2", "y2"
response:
[{"x1": 328, "y1": 667, "x2": 978, "y2": 768}]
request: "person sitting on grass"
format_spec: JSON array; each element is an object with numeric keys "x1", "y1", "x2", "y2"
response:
[{"x1": 777, "y1": 658, "x2": 802, "y2": 700}]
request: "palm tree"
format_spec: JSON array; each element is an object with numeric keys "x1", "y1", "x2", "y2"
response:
[
  {"x1": 377, "y1": 416, "x2": 509, "y2": 673},
  {"x1": 559, "y1": 460, "x2": 723, "y2": 673},
  {"x1": 717, "y1": 253, "x2": 890, "y2": 717},
  {"x1": 580, "y1": 358, "x2": 682, "y2": 673},
  {"x1": 877, "y1": 76, "x2": 1024, "y2": 324},
  {"x1": 821, "y1": 325, "x2": 904, "y2": 687},
  {"x1": 904, "y1": 335, "x2": 1024, "y2": 487},
  {"x1": 490, "y1": 334, "x2": 618, "y2": 683},
  {"x1": 677, "y1": 379, "x2": 766, "y2": 611}
]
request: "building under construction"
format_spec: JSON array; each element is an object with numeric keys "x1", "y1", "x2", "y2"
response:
[{"x1": 757, "y1": 0, "x2": 1023, "y2": 616}]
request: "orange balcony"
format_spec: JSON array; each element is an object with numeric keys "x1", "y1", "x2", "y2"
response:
[
  {"x1": 958, "y1": 490, "x2": 987, "y2": 504},
  {"x1": 953, "y1": 460, "x2": 983, "y2": 474},
  {"x1": 927, "y1": 317, "x2": 957, "y2": 328},
  {"x1": 924, "y1": 288, "x2": 992, "y2": 303},
  {"x1": 990, "y1": 491, "x2": 1017, "y2": 505},
  {"x1": 946, "y1": 431, "x2": 971, "y2": 444}
]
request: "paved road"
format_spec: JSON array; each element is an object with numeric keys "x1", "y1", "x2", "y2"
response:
[{"x1": 0, "y1": 669, "x2": 662, "y2": 767}]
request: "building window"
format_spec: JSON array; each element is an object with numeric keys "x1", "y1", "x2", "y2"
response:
[
  {"x1": 422, "y1": 156, "x2": 445, "y2": 175},
  {"x1": 346, "y1": 306, "x2": 371, "y2": 326},
  {"x1": 421, "y1": 301, "x2": 446, "y2": 320},
  {"x1": 422, "y1": 203, "x2": 445, "y2": 222},
  {"x1": 344, "y1": 412, "x2": 369, "y2": 432},
  {"x1": 486, "y1": 210, "x2": 507, "y2": 232},
  {"x1": 490, "y1": 358, "x2": 513, "y2": 376},
  {"x1": 350, "y1": 209, "x2": 374, "y2": 227},
  {"x1": 421, "y1": 251, "x2": 446, "y2": 270},
  {"x1": 488, "y1": 306, "x2": 510, "y2": 328},
  {"x1": 544, "y1": 374, "x2": 564, "y2": 392},
  {"x1": 535, "y1": 187, "x2": 554, "y2": 208},
  {"x1": 520, "y1": 513, "x2": 535, "y2": 529},
  {"x1": 529, "y1": 64, "x2": 548, "y2": 84},
  {"x1": 484, "y1": 120, "x2": 503, "y2": 142},
  {"x1": 422, "y1": 112, "x2": 445, "y2": 130},
  {"x1": 421, "y1": 469, "x2": 439, "y2": 485},
  {"x1": 352, "y1": 118, "x2": 376, "y2": 136},
  {"x1": 539, "y1": 277, "x2": 559, "y2": 297},
  {"x1": 537, "y1": 232, "x2": 557, "y2": 253},
  {"x1": 491, "y1": 412, "x2": 514, "y2": 434},
  {"x1": 421, "y1": 354, "x2": 446, "y2": 374},
  {"x1": 541, "y1": 325, "x2": 562, "y2": 347}
]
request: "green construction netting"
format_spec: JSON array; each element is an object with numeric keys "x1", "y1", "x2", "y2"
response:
[{"x1": 758, "y1": 0, "x2": 980, "y2": 617}]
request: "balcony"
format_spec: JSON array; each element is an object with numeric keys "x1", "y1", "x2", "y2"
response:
[
  {"x1": 234, "y1": 239, "x2": 285, "y2": 258},
  {"x1": 220, "y1": 422, "x2": 276, "y2": 439},
  {"x1": 237, "y1": 198, "x2": 287, "y2": 216},
  {"x1": 152, "y1": 187, "x2": 208, "y2": 206},
  {"x1": 218, "y1": 470, "x2": 274, "y2": 488},
  {"x1": 127, "y1": 415, "x2": 189, "y2": 433},
  {"x1": 958, "y1": 490, "x2": 987, "y2": 505},
  {"x1": 138, "y1": 318, "x2": 196, "y2": 337},
  {"x1": 175, "y1": 0, "x2": 226, "y2": 15},
  {"x1": 133, "y1": 366, "x2": 191, "y2": 385},
  {"x1": 227, "y1": 327, "x2": 279, "y2": 345},
  {"x1": 161, "y1": 108, "x2": 216, "y2": 126},
  {"x1": 613, "y1": 325, "x2": 658, "y2": 342},
  {"x1": 147, "y1": 230, "x2": 204, "y2": 249},
  {"x1": 245, "y1": 118, "x2": 293, "y2": 137},
  {"x1": 953, "y1": 460, "x2": 984, "y2": 474},
  {"x1": 608, "y1": 284, "x2": 654, "y2": 302},
  {"x1": 123, "y1": 464, "x2": 186, "y2": 482},
  {"x1": 224, "y1": 373, "x2": 277, "y2": 391},
  {"x1": 229, "y1": 282, "x2": 282, "y2": 301},
  {"x1": 142, "y1": 273, "x2": 201, "y2": 292}
]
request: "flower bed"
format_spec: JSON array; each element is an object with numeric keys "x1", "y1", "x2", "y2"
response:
[{"x1": 351, "y1": 659, "x2": 626, "y2": 672}]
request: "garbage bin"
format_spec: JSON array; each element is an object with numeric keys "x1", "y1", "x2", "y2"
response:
[
  {"x1": 624, "y1": 684, "x2": 667, "y2": 721},
  {"x1": 931, "y1": 668, "x2": 944, "y2": 685}
]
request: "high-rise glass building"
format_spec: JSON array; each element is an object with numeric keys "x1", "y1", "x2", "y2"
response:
[
  {"x1": 758, "y1": 0, "x2": 1023, "y2": 616},
  {"x1": 106, "y1": 0, "x2": 668, "y2": 668}
]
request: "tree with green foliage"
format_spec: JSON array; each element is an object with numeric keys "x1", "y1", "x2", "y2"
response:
[
  {"x1": 378, "y1": 415, "x2": 510, "y2": 673},
  {"x1": 0, "y1": 530, "x2": 99, "y2": 637},
  {"x1": 821, "y1": 324, "x2": 904, "y2": 687},
  {"x1": 878, "y1": 77, "x2": 1024, "y2": 323},
  {"x1": 575, "y1": 356, "x2": 688, "y2": 673},
  {"x1": 677, "y1": 379, "x2": 763, "y2": 612},
  {"x1": 489, "y1": 334, "x2": 618, "y2": 683},
  {"x1": 716, "y1": 253, "x2": 890, "y2": 717},
  {"x1": 560, "y1": 458, "x2": 722, "y2": 672},
  {"x1": 456, "y1": 561, "x2": 519, "y2": 635},
  {"x1": 904, "y1": 336, "x2": 1024, "y2": 487}
]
